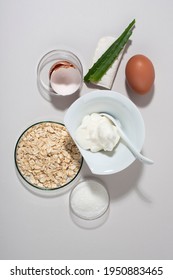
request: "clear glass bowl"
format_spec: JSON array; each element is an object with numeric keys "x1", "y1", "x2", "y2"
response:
[
  {"x1": 37, "y1": 50, "x2": 83, "y2": 98},
  {"x1": 14, "y1": 121, "x2": 83, "y2": 196},
  {"x1": 69, "y1": 178, "x2": 110, "y2": 228}
]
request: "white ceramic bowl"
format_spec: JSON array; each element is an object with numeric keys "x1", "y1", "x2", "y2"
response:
[{"x1": 64, "y1": 90, "x2": 145, "y2": 175}]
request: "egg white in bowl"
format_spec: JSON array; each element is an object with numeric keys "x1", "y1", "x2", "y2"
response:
[{"x1": 64, "y1": 90, "x2": 145, "y2": 175}]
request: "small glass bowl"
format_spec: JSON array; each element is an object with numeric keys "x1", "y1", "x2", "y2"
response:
[
  {"x1": 69, "y1": 178, "x2": 110, "y2": 228},
  {"x1": 37, "y1": 50, "x2": 83, "y2": 98},
  {"x1": 14, "y1": 121, "x2": 83, "y2": 196}
]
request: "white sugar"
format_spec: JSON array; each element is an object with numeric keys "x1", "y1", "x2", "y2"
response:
[{"x1": 70, "y1": 180, "x2": 109, "y2": 219}]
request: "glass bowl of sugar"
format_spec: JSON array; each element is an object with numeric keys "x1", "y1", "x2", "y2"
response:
[
  {"x1": 69, "y1": 178, "x2": 110, "y2": 228},
  {"x1": 37, "y1": 50, "x2": 83, "y2": 97}
]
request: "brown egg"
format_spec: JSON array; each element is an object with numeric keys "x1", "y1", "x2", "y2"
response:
[{"x1": 125, "y1": 54, "x2": 155, "y2": 95}]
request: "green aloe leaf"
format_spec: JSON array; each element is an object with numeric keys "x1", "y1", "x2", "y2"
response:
[{"x1": 84, "y1": 19, "x2": 135, "y2": 83}]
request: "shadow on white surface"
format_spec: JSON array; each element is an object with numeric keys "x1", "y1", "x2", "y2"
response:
[
  {"x1": 37, "y1": 79, "x2": 81, "y2": 110},
  {"x1": 102, "y1": 159, "x2": 145, "y2": 201},
  {"x1": 50, "y1": 92, "x2": 80, "y2": 111},
  {"x1": 80, "y1": 156, "x2": 152, "y2": 204},
  {"x1": 135, "y1": 186, "x2": 152, "y2": 203},
  {"x1": 125, "y1": 80, "x2": 155, "y2": 107},
  {"x1": 69, "y1": 206, "x2": 110, "y2": 230}
]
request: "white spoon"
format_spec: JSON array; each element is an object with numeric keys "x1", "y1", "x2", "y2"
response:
[{"x1": 100, "y1": 113, "x2": 154, "y2": 165}]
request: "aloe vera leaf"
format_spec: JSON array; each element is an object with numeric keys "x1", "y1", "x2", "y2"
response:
[
  {"x1": 90, "y1": 29, "x2": 133, "y2": 82},
  {"x1": 84, "y1": 19, "x2": 135, "y2": 82}
]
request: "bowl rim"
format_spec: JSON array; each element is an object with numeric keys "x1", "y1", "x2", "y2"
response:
[
  {"x1": 14, "y1": 120, "x2": 83, "y2": 192},
  {"x1": 69, "y1": 178, "x2": 110, "y2": 220}
]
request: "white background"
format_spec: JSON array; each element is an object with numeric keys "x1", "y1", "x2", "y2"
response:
[{"x1": 0, "y1": 0, "x2": 173, "y2": 260}]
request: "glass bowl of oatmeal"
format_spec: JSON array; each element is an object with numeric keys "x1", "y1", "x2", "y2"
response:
[{"x1": 14, "y1": 121, "x2": 83, "y2": 196}]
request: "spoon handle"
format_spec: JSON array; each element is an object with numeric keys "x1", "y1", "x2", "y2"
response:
[{"x1": 117, "y1": 127, "x2": 154, "y2": 165}]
